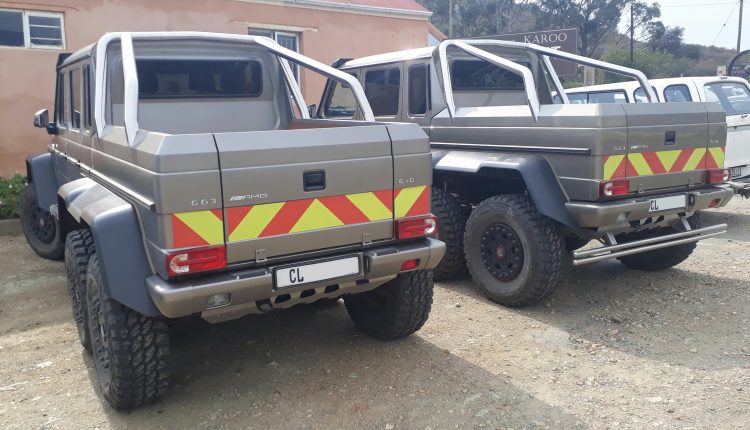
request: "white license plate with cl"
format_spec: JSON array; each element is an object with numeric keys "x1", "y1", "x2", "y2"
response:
[
  {"x1": 648, "y1": 195, "x2": 686, "y2": 213},
  {"x1": 730, "y1": 166, "x2": 743, "y2": 178},
  {"x1": 275, "y1": 256, "x2": 360, "y2": 289}
]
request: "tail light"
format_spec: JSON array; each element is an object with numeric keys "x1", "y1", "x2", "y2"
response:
[
  {"x1": 167, "y1": 246, "x2": 226, "y2": 277},
  {"x1": 706, "y1": 168, "x2": 730, "y2": 184},
  {"x1": 396, "y1": 215, "x2": 437, "y2": 239},
  {"x1": 599, "y1": 179, "x2": 630, "y2": 198}
]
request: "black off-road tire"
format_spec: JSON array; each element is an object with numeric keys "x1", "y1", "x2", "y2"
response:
[
  {"x1": 20, "y1": 185, "x2": 64, "y2": 260},
  {"x1": 464, "y1": 194, "x2": 565, "y2": 307},
  {"x1": 86, "y1": 254, "x2": 169, "y2": 410},
  {"x1": 616, "y1": 213, "x2": 701, "y2": 271},
  {"x1": 65, "y1": 229, "x2": 95, "y2": 353},
  {"x1": 431, "y1": 188, "x2": 468, "y2": 281},
  {"x1": 344, "y1": 270, "x2": 433, "y2": 340}
]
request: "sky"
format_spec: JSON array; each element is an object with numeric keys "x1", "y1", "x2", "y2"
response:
[{"x1": 637, "y1": 0, "x2": 749, "y2": 50}]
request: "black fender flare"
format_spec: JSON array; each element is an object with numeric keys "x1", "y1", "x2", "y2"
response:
[
  {"x1": 432, "y1": 151, "x2": 579, "y2": 228},
  {"x1": 60, "y1": 180, "x2": 160, "y2": 317},
  {"x1": 25, "y1": 153, "x2": 59, "y2": 211}
]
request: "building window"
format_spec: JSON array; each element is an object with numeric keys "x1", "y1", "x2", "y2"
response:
[
  {"x1": 248, "y1": 28, "x2": 300, "y2": 81},
  {"x1": 0, "y1": 9, "x2": 64, "y2": 49}
]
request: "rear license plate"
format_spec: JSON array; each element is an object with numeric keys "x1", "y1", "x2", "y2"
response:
[
  {"x1": 275, "y1": 256, "x2": 360, "y2": 289},
  {"x1": 730, "y1": 166, "x2": 743, "y2": 178},
  {"x1": 648, "y1": 195, "x2": 686, "y2": 213}
]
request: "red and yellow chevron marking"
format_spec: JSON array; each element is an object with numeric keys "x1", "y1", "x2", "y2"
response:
[
  {"x1": 225, "y1": 186, "x2": 430, "y2": 242},
  {"x1": 171, "y1": 209, "x2": 224, "y2": 248},
  {"x1": 603, "y1": 147, "x2": 725, "y2": 180}
]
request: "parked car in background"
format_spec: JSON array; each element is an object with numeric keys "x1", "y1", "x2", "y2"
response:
[
  {"x1": 318, "y1": 40, "x2": 733, "y2": 308},
  {"x1": 22, "y1": 32, "x2": 444, "y2": 410},
  {"x1": 566, "y1": 77, "x2": 750, "y2": 195}
]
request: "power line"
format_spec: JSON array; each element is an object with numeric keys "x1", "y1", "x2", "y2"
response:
[{"x1": 713, "y1": 0, "x2": 741, "y2": 45}]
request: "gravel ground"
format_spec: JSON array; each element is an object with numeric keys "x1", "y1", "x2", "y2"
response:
[{"x1": 0, "y1": 199, "x2": 748, "y2": 430}]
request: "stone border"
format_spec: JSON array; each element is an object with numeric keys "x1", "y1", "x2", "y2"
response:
[{"x1": 0, "y1": 218, "x2": 21, "y2": 236}]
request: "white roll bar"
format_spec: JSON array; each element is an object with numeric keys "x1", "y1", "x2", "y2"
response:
[
  {"x1": 439, "y1": 40, "x2": 541, "y2": 121},
  {"x1": 437, "y1": 39, "x2": 658, "y2": 119},
  {"x1": 93, "y1": 32, "x2": 375, "y2": 145},
  {"x1": 462, "y1": 39, "x2": 658, "y2": 102}
]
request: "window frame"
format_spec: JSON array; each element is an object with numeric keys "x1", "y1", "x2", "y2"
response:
[
  {"x1": 0, "y1": 8, "x2": 65, "y2": 50},
  {"x1": 663, "y1": 84, "x2": 693, "y2": 103},
  {"x1": 407, "y1": 63, "x2": 430, "y2": 117},
  {"x1": 364, "y1": 66, "x2": 402, "y2": 118}
]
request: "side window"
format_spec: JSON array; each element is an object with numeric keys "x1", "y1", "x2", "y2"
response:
[
  {"x1": 408, "y1": 63, "x2": 429, "y2": 116},
  {"x1": 663, "y1": 84, "x2": 692, "y2": 102},
  {"x1": 83, "y1": 65, "x2": 92, "y2": 129},
  {"x1": 567, "y1": 93, "x2": 588, "y2": 104},
  {"x1": 324, "y1": 79, "x2": 358, "y2": 118},
  {"x1": 70, "y1": 68, "x2": 82, "y2": 129},
  {"x1": 365, "y1": 67, "x2": 400, "y2": 117},
  {"x1": 588, "y1": 91, "x2": 627, "y2": 104},
  {"x1": 634, "y1": 88, "x2": 647, "y2": 103},
  {"x1": 61, "y1": 72, "x2": 70, "y2": 126}
]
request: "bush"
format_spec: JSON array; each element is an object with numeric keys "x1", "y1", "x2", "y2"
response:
[{"x1": 0, "y1": 174, "x2": 27, "y2": 219}]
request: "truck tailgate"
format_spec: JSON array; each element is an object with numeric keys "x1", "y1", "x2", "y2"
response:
[
  {"x1": 618, "y1": 103, "x2": 726, "y2": 193},
  {"x1": 214, "y1": 126, "x2": 396, "y2": 264}
]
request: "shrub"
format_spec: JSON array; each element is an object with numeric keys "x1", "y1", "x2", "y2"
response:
[{"x1": 0, "y1": 174, "x2": 27, "y2": 219}]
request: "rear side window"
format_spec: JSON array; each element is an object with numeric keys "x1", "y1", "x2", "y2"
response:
[
  {"x1": 61, "y1": 72, "x2": 71, "y2": 126},
  {"x1": 408, "y1": 64, "x2": 429, "y2": 116},
  {"x1": 365, "y1": 68, "x2": 400, "y2": 117},
  {"x1": 634, "y1": 87, "x2": 660, "y2": 103},
  {"x1": 135, "y1": 59, "x2": 263, "y2": 99},
  {"x1": 704, "y1": 82, "x2": 750, "y2": 115},
  {"x1": 451, "y1": 59, "x2": 524, "y2": 90},
  {"x1": 663, "y1": 84, "x2": 692, "y2": 102}
]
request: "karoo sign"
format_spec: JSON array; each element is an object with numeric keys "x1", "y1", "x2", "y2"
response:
[{"x1": 484, "y1": 28, "x2": 579, "y2": 78}]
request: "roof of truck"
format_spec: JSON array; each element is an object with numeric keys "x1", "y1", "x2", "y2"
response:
[{"x1": 341, "y1": 46, "x2": 435, "y2": 68}]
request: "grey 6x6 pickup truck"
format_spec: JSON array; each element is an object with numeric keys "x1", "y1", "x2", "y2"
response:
[
  {"x1": 318, "y1": 39, "x2": 733, "y2": 307},
  {"x1": 21, "y1": 32, "x2": 444, "y2": 410}
]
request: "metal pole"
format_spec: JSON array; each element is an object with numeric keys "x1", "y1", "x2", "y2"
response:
[
  {"x1": 630, "y1": 3, "x2": 634, "y2": 64},
  {"x1": 739, "y1": 0, "x2": 744, "y2": 53},
  {"x1": 449, "y1": 0, "x2": 453, "y2": 38},
  {"x1": 496, "y1": 0, "x2": 500, "y2": 34}
]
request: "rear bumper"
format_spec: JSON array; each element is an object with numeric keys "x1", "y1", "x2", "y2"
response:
[
  {"x1": 727, "y1": 180, "x2": 750, "y2": 198},
  {"x1": 565, "y1": 187, "x2": 734, "y2": 228},
  {"x1": 146, "y1": 237, "x2": 445, "y2": 321}
]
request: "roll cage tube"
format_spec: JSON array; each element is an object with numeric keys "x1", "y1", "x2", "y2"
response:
[
  {"x1": 93, "y1": 32, "x2": 375, "y2": 145},
  {"x1": 438, "y1": 40, "x2": 541, "y2": 121},
  {"x1": 463, "y1": 39, "x2": 658, "y2": 103}
]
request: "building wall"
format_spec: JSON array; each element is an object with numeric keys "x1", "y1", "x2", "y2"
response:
[{"x1": 0, "y1": 0, "x2": 428, "y2": 176}]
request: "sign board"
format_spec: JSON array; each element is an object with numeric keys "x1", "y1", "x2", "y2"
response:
[{"x1": 482, "y1": 28, "x2": 579, "y2": 78}]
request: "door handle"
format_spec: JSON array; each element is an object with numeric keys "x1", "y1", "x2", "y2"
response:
[{"x1": 303, "y1": 170, "x2": 326, "y2": 191}]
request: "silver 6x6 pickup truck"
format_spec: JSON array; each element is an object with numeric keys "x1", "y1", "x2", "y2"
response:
[
  {"x1": 22, "y1": 32, "x2": 444, "y2": 410},
  {"x1": 318, "y1": 39, "x2": 733, "y2": 307}
]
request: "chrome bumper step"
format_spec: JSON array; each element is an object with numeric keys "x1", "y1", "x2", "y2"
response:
[{"x1": 572, "y1": 223, "x2": 727, "y2": 266}]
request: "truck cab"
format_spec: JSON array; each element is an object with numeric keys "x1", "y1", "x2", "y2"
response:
[{"x1": 320, "y1": 39, "x2": 733, "y2": 307}]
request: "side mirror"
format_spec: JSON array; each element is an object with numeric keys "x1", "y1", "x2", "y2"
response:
[
  {"x1": 307, "y1": 104, "x2": 317, "y2": 118},
  {"x1": 33, "y1": 109, "x2": 49, "y2": 128},
  {"x1": 34, "y1": 109, "x2": 58, "y2": 135}
]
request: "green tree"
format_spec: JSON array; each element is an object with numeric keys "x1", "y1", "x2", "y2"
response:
[
  {"x1": 600, "y1": 47, "x2": 678, "y2": 82},
  {"x1": 534, "y1": 0, "x2": 631, "y2": 57},
  {"x1": 417, "y1": 0, "x2": 532, "y2": 38},
  {"x1": 647, "y1": 22, "x2": 684, "y2": 53}
]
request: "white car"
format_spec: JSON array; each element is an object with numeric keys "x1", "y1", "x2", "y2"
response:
[{"x1": 566, "y1": 77, "x2": 750, "y2": 192}]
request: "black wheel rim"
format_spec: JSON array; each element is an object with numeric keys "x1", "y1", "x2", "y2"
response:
[
  {"x1": 28, "y1": 204, "x2": 56, "y2": 244},
  {"x1": 480, "y1": 223, "x2": 524, "y2": 281}
]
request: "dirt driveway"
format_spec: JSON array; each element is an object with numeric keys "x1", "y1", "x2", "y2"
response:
[{"x1": 1, "y1": 200, "x2": 748, "y2": 430}]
